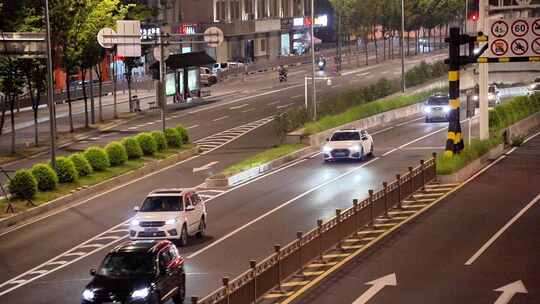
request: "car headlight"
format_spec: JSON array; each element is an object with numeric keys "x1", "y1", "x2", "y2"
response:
[
  {"x1": 443, "y1": 106, "x2": 451, "y2": 113},
  {"x1": 322, "y1": 146, "x2": 332, "y2": 153},
  {"x1": 424, "y1": 107, "x2": 432, "y2": 113},
  {"x1": 131, "y1": 219, "x2": 140, "y2": 226},
  {"x1": 82, "y1": 289, "x2": 94, "y2": 301},
  {"x1": 488, "y1": 93, "x2": 494, "y2": 100},
  {"x1": 349, "y1": 145, "x2": 361, "y2": 152},
  {"x1": 165, "y1": 218, "x2": 176, "y2": 225},
  {"x1": 131, "y1": 287, "x2": 149, "y2": 299}
]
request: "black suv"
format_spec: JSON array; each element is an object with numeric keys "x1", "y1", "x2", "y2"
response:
[{"x1": 81, "y1": 240, "x2": 185, "y2": 304}]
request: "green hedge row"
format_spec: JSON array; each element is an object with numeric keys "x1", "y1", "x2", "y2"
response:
[
  {"x1": 7, "y1": 125, "x2": 190, "y2": 200},
  {"x1": 273, "y1": 60, "x2": 447, "y2": 139},
  {"x1": 437, "y1": 93, "x2": 540, "y2": 174}
]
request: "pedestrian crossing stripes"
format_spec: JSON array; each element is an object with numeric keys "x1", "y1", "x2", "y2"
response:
[{"x1": 194, "y1": 116, "x2": 274, "y2": 154}]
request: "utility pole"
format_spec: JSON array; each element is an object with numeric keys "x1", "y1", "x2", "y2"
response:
[
  {"x1": 44, "y1": 0, "x2": 56, "y2": 168},
  {"x1": 311, "y1": 0, "x2": 317, "y2": 120},
  {"x1": 400, "y1": 0, "x2": 406, "y2": 92},
  {"x1": 158, "y1": 33, "x2": 166, "y2": 131},
  {"x1": 336, "y1": 7, "x2": 342, "y2": 73},
  {"x1": 111, "y1": 49, "x2": 118, "y2": 119},
  {"x1": 478, "y1": 0, "x2": 489, "y2": 140}
]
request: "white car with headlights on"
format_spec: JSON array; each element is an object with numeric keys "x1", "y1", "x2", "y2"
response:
[
  {"x1": 129, "y1": 188, "x2": 207, "y2": 246},
  {"x1": 424, "y1": 93, "x2": 450, "y2": 122},
  {"x1": 322, "y1": 129, "x2": 373, "y2": 162}
]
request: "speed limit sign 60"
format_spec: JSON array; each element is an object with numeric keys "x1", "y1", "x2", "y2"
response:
[{"x1": 511, "y1": 19, "x2": 529, "y2": 37}]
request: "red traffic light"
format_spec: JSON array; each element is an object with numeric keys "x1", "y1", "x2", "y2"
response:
[{"x1": 469, "y1": 11, "x2": 478, "y2": 21}]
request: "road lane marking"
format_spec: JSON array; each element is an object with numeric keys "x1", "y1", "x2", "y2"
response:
[
  {"x1": 465, "y1": 192, "x2": 540, "y2": 266},
  {"x1": 357, "y1": 72, "x2": 371, "y2": 77},
  {"x1": 282, "y1": 281, "x2": 310, "y2": 287},
  {"x1": 268, "y1": 101, "x2": 280, "y2": 106},
  {"x1": 187, "y1": 124, "x2": 200, "y2": 129},
  {"x1": 187, "y1": 157, "x2": 381, "y2": 259},
  {"x1": 188, "y1": 84, "x2": 303, "y2": 114},
  {"x1": 292, "y1": 95, "x2": 303, "y2": 99},
  {"x1": 277, "y1": 103, "x2": 294, "y2": 109},
  {"x1": 352, "y1": 273, "x2": 397, "y2": 304},
  {"x1": 193, "y1": 161, "x2": 219, "y2": 173},
  {"x1": 212, "y1": 115, "x2": 229, "y2": 122}
]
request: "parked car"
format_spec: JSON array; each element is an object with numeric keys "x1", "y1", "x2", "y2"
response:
[
  {"x1": 424, "y1": 93, "x2": 450, "y2": 122},
  {"x1": 528, "y1": 83, "x2": 540, "y2": 96},
  {"x1": 129, "y1": 188, "x2": 207, "y2": 246},
  {"x1": 212, "y1": 62, "x2": 245, "y2": 74},
  {"x1": 322, "y1": 129, "x2": 374, "y2": 162},
  {"x1": 81, "y1": 240, "x2": 185, "y2": 304},
  {"x1": 200, "y1": 67, "x2": 217, "y2": 86}
]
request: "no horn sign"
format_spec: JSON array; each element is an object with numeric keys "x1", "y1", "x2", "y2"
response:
[{"x1": 485, "y1": 17, "x2": 540, "y2": 57}]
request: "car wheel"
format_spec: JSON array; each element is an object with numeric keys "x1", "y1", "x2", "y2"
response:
[
  {"x1": 178, "y1": 225, "x2": 188, "y2": 247},
  {"x1": 172, "y1": 280, "x2": 186, "y2": 304},
  {"x1": 425, "y1": 117, "x2": 430, "y2": 123},
  {"x1": 196, "y1": 217, "x2": 206, "y2": 238}
]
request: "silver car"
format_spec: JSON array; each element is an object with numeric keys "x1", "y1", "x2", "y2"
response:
[{"x1": 424, "y1": 94, "x2": 450, "y2": 122}]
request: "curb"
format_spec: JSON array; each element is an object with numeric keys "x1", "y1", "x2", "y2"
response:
[
  {"x1": 0, "y1": 147, "x2": 199, "y2": 232},
  {"x1": 205, "y1": 146, "x2": 316, "y2": 187}
]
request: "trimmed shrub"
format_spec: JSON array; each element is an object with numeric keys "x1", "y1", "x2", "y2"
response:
[
  {"x1": 31, "y1": 163, "x2": 58, "y2": 191},
  {"x1": 69, "y1": 153, "x2": 93, "y2": 177},
  {"x1": 84, "y1": 147, "x2": 110, "y2": 171},
  {"x1": 122, "y1": 137, "x2": 143, "y2": 159},
  {"x1": 175, "y1": 124, "x2": 190, "y2": 144},
  {"x1": 136, "y1": 132, "x2": 158, "y2": 155},
  {"x1": 53, "y1": 157, "x2": 79, "y2": 183},
  {"x1": 105, "y1": 141, "x2": 128, "y2": 166},
  {"x1": 8, "y1": 169, "x2": 38, "y2": 199},
  {"x1": 151, "y1": 131, "x2": 167, "y2": 151},
  {"x1": 164, "y1": 128, "x2": 182, "y2": 148}
]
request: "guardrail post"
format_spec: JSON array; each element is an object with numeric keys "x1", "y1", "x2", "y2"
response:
[
  {"x1": 420, "y1": 159, "x2": 426, "y2": 190},
  {"x1": 274, "y1": 245, "x2": 283, "y2": 292},
  {"x1": 317, "y1": 219, "x2": 325, "y2": 263},
  {"x1": 432, "y1": 152, "x2": 437, "y2": 181},
  {"x1": 396, "y1": 174, "x2": 402, "y2": 210},
  {"x1": 336, "y1": 209, "x2": 343, "y2": 251},
  {"x1": 250, "y1": 260, "x2": 257, "y2": 303},
  {"x1": 296, "y1": 231, "x2": 305, "y2": 277},
  {"x1": 353, "y1": 199, "x2": 359, "y2": 236},
  {"x1": 408, "y1": 166, "x2": 414, "y2": 197},
  {"x1": 191, "y1": 296, "x2": 198, "y2": 304},
  {"x1": 222, "y1": 277, "x2": 230, "y2": 304},
  {"x1": 368, "y1": 189, "x2": 374, "y2": 227},
  {"x1": 382, "y1": 182, "x2": 389, "y2": 218}
]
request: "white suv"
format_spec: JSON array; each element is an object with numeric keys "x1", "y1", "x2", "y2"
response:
[
  {"x1": 322, "y1": 129, "x2": 374, "y2": 162},
  {"x1": 129, "y1": 188, "x2": 207, "y2": 246}
]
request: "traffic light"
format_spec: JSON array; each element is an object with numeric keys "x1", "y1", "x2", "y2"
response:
[{"x1": 470, "y1": 12, "x2": 478, "y2": 22}]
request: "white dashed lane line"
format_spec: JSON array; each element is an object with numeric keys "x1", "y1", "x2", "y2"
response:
[{"x1": 212, "y1": 116, "x2": 229, "y2": 122}]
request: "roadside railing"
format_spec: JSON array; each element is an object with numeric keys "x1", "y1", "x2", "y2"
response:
[{"x1": 191, "y1": 154, "x2": 437, "y2": 304}]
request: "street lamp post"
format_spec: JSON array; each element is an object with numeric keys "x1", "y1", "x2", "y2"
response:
[
  {"x1": 44, "y1": 0, "x2": 56, "y2": 168},
  {"x1": 310, "y1": 0, "x2": 317, "y2": 121},
  {"x1": 400, "y1": 0, "x2": 406, "y2": 92}
]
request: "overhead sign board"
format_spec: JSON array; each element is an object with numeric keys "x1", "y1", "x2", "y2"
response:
[{"x1": 486, "y1": 17, "x2": 540, "y2": 57}]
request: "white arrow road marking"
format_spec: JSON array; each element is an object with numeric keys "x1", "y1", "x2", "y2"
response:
[
  {"x1": 230, "y1": 104, "x2": 249, "y2": 110},
  {"x1": 352, "y1": 273, "x2": 397, "y2": 304},
  {"x1": 494, "y1": 280, "x2": 527, "y2": 304},
  {"x1": 193, "y1": 161, "x2": 219, "y2": 173}
]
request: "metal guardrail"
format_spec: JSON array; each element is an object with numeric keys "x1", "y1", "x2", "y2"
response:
[{"x1": 191, "y1": 155, "x2": 437, "y2": 304}]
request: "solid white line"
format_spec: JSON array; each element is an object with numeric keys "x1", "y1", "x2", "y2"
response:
[
  {"x1": 371, "y1": 126, "x2": 394, "y2": 135},
  {"x1": 187, "y1": 157, "x2": 380, "y2": 259},
  {"x1": 277, "y1": 103, "x2": 294, "y2": 109},
  {"x1": 382, "y1": 148, "x2": 398, "y2": 157},
  {"x1": 465, "y1": 193, "x2": 540, "y2": 266},
  {"x1": 268, "y1": 101, "x2": 280, "y2": 106},
  {"x1": 212, "y1": 116, "x2": 229, "y2": 122},
  {"x1": 187, "y1": 124, "x2": 200, "y2": 129},
  {"x1": 242, "y1": 108, "x2": 255, "y2": 113},
  {"x1": 395, "y1": 116, "x2": 424, "y2": 127},
  {"x1": 357, "y1": 72, "x2": 371, "y2": 77}
]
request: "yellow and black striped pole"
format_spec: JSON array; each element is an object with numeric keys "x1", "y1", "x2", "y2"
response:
[{"x1": 445, "y1": 27, "x2": 464, "y2": 157}]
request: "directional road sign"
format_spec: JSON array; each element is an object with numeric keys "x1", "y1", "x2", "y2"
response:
[
  {"x1": 97, "y1": 27, "x2": 116, "y2": 49},
  {"x1": 116, "y1": 20, "x2": 141, "y2": 57},
  {"x1": 203, "y1": 27, "x2": 224, "y2": 48},
  {"x1": 485, "y1": 17, "x2": 540, "y2": 57}
]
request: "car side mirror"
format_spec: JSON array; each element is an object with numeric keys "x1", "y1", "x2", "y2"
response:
[
  {"x1": 186, "y1": 205, "x2": 195, "y2": 212},
  {"x1": 90, "y1": 269, "x2": 96, "y2": 276},
  {"x1": 133, "y1": 206, "x2": 140, "y2": 212}
]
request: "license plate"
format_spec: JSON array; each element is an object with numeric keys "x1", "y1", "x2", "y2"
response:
[
  {"x1": 335, "y1": 152, "x2": 345, "y2": 156},
  {"x1": 144, "y1": 228, "x2": 158, "y2": 232}
]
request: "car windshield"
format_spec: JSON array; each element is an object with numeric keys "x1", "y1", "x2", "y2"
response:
[
  {"x1": 140, "y1": 196, "x2": 183, "y2": 212},
  {"x1": 426, "y1": 96, "x2": 449, "y2": 106},
  {"x1": 331, "y1": 132, "x2": 360, "y2": 141},
  {"x1": 97, "y1": 252, "x2": 155, "y2": 277}
]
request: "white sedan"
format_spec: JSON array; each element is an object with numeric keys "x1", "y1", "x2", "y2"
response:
[{"x1": 322, "y1": 129, "x2": 374, "y2": 162}]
